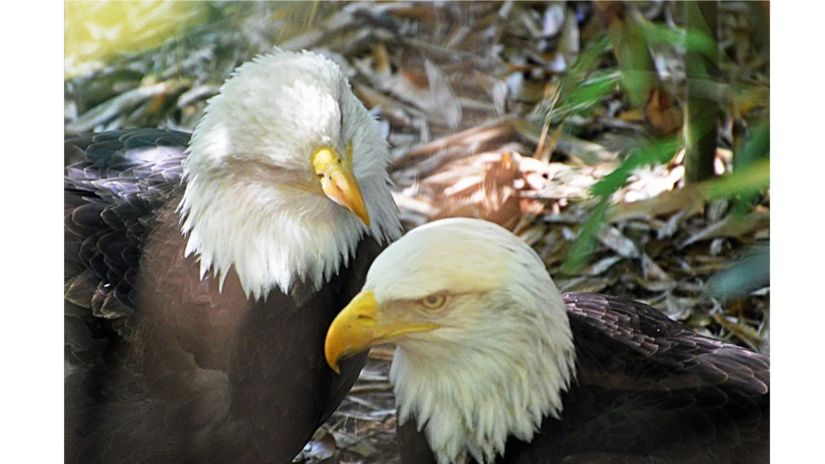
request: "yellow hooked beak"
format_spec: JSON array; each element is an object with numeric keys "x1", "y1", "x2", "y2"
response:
[
  {"x1": 311, "y1": 144, "x2": 370, "y2": 226},
  {"x1": 325, "y1": 290, "x2": 440, "y2": 374}
]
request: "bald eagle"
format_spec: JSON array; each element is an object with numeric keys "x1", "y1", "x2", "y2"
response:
[
  {"x1": 64, "y1": 50, "x2": 401, "y2": 463},
  {"x1": 325, "y1": 218, "x2": 769, "y2": 464}
]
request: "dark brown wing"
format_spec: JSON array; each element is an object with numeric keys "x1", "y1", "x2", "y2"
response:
[
  {"x1": 562, "y1": 293, "x2": 769, "y2": 395},
  {"x1": 64, "y1": 129, "x2": 189, "y2": 368},
  {"x1": 65, "y1": 130, "x2": 383, "y2": 463},
  {"x1": 503, "y1": 293, "x2": 769, "y2": 463},
  {"x1": 398, "y1": 293, "x2": 769, "y2": 464}
]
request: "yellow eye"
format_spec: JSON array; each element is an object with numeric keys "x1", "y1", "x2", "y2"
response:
[{"x1": 420, "y1": 294, "x2": 446, "y2": 310}]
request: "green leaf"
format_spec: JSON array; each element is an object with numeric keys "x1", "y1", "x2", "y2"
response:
[
  {"x1": 736, "y1": 120, "x2": 770, "y2": 170},
  {"x1": 707, "y1": 158, "x2": 770, "y2": 200},
  {"x1": 564, "y1": 34, "x2": 612, "y2": 84},
  {"x1": 638, "y1": 20, "x2": 716, "y2": 57},
  {"x1": 563, "y1": 137, "x2": 681, "y2": 274},
  {"x1": 554, "y1": 71, "x2": 621, "y2": 121},
  {"x1": 561, "y1": 199, "x2": 609, "y2": 275},
  {"x1": 590, "y1": 137, "x2": 681, "y2": 197}
]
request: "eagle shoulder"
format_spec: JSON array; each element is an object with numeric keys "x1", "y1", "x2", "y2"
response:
[{"x1": 64, "y1": 129, "x2": 189, "y2": 368}]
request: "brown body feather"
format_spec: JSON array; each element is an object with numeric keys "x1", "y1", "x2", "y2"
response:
[
  {"x1": 65, "y1": 130, "x2": 378, "y2": 463},
  {"x1": 397, "y1": 293, "x2": 769, "y2": 464}
]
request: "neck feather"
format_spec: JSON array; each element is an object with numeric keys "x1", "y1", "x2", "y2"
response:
[
  {"x1": 390, "y1": 289, "x2": 576, "y2": 464},
  {"x1": 178, "y1": 172, "x2": 399, "y2": 300}
]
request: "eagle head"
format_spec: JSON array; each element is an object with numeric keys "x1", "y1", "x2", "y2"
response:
[
  {"x1": 325, "y1": 218, "x2": 575, "y2": 464},
  {"x1": 180, "y1": 50, "x2": 400, "y2": 299}
]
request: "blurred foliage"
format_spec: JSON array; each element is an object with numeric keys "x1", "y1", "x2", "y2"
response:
[
  {"x1": 64, "y1": 1, "x2": 333, "y2": 79},
  {"x1": 639, "y1": 18, "x2": 715, "y2": 57},
  {"x1": 562, "y1": 137, "x2": 681, "y2": 274},
  {"x1": 707, "y1": 157, "x2": 769, "y2": 201},
  {"x1": 708, "y1": 244, "x2": 769, "y2": 302},
  {"x1": 683, "y1": 0, "x2": 720, "y2": 182},
  {"x1": 735, "y1": 119, "x2": 769, "y2": 171},
  {"x1": 64, "y1": 1, "x2": 340, "y2": 132},
  {"x1": 554, "y1": 0, "x2": 769, "y2": 274},
  {"x1": 65, "y1": 0, "x2": 214, "y2": 78}
]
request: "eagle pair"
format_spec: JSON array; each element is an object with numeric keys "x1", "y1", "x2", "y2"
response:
[{"x1": 65, "y1": 50, "x2": 769, "y2": 464}]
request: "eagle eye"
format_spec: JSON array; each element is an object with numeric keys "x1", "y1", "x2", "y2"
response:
[{"x1": 420, "y1": 294, "x2": 447, "y2": 310}]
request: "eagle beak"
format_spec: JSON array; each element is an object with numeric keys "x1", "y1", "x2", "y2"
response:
[
  {"x1": 325, "y1": 290, "x2": 439, "y2": 374},
  {"x1": 311, "y1": 145, "x2": 370, "y2": 226}
]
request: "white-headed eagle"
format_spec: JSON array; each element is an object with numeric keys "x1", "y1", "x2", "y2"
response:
[
  {"x1": 65, "y1": 50, "x2": 401, "y2": 463},
  {"x1": 326, "y1": 218, "x2": 769, "y2": 464}
]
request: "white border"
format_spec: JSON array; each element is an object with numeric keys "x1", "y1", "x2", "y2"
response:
[{"x1": 1, "y1": 2, "x2": 64, "y2": 462}]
